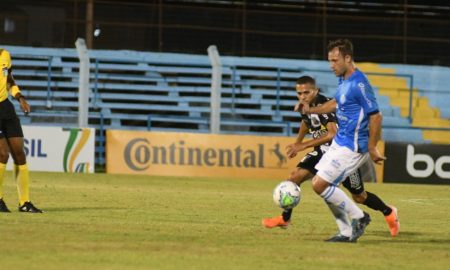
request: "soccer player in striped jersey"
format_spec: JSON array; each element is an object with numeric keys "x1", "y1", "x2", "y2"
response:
[
  {"x1": 0, "y1": 48, "x2": 42, "y2": 213},
  {"x1": 262, "y1": 75, "x2": 399, "y2": 241}
]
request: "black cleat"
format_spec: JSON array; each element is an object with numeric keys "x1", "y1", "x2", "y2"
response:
[
  {"x1": 325, "y1": 234, "x2": 355, "y2": 243},
  {"x1": 0, "y1": 199, "x2": 11, "y2": 213},
  {"x1": 351, "y1": 211, "x2": 371, "y2": 242},
  {"x1": 18, "y1": 201, "x2": 43, "y2": 213}
]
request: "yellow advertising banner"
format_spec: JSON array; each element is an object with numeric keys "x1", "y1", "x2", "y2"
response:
[{"x1": 106, "y1": 130, "x2": 385, "y2": 181}]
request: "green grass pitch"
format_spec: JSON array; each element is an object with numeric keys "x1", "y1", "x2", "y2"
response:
[{"x1": 0, "y1": 172, "x2": 449, "y2": 269}]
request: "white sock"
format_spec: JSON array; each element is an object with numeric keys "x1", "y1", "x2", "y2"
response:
[
  {"x1": 320, "y1": 185, "x2": 364, "y2": 219},
  {"x1": 326, "y1": 202, "x2": 352, "y2": 237}
]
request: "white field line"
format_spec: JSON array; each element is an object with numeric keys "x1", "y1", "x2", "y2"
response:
[{"x1": 400, "y1": 198, "x2": 450, "y2": 205}]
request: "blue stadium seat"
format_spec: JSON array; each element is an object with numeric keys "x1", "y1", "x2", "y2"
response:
[
  {"x1": 380, "y1": 63, "x2": 450, "y2": 120},
  {"x1": 382, "y1": 128, "x2": 425, "y2": 143}
]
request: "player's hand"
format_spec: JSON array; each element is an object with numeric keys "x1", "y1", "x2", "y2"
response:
[
  {"x1": 369, "y1": 147, "x2": 386, "y2": 164},
  {"x1": 301, "y1": 102, "x2": 310, "y2": 115},
  {"x1": 19, "y1": 97, "x2": 31, "y2": 115},
  {"x1": 286, "y1": 143, "x2": 306, "y2": 159},
  {"x1": 294, "y1": 102, "x2": 302, "y2": 112},
  {"x1": 286, "y1": 143, "x2": 297, "y2": 159}
]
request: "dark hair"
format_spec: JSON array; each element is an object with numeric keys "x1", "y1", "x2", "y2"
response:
[
  {"x1": 327, "y1": 38, "x2": 354, "y2": 59},
  {"x1": 296, "y1": 75, "x2": 316, "y2": 86}
]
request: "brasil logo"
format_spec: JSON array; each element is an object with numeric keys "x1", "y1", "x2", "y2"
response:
[{"x1": 63, "y1": 128, "x2": 92, "y2": 173}]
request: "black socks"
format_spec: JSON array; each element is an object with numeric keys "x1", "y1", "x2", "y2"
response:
[
  {"x1": 363, "y1": 191, "x2": 392, "y2": 216},
  {"x1": 282, "y1": 208, "x2": 293, "y2": 221}
]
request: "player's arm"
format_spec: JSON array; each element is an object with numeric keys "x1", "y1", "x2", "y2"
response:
[
  {"x1": 368, "y1": 112, "x2": 386, "y2": 164},
  {"x1": 357, "y1": 80, "x2": 386, "y2": 164},
  {"x1": 301, "y1": 121, "x2": 337, "y2": 149},
  {"x1": 7, "y1": 68, "x2": 30, "y2": 114},
  {"x1": 302, "y1": 99, "x2": 337, "y2": 115},
  {"x1": 286, "y1": 119, "x2": 337, "y2": 158}
]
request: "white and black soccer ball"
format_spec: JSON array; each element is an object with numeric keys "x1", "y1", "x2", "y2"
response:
[{"x1": 272, "y1": 181, "x2": 301, "y2": 209}]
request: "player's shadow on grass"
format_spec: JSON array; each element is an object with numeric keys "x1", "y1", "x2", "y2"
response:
[{"x1": 365, "y1": 230, "x2": 450, "y2": 244}]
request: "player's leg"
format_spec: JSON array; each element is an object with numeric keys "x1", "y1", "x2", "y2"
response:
[
  {"x1": 280, "y1": 151, "x2": 321, "y2": 223},
  {"x1": 262, "y1": 150, "x2": 319, "y2": 229},
  {"x1": 8, "y1": 137, "x2": 42, "y2": 213},
  {"x1": 312, "y1": 176, "x2": 368, "y2": 242},
  {"x1": 282, "y1": 167, "x2": 313, "y2": 222},
  {"x1": 262, "y1": 167, "x2": 313, "y2": 228},
  {"x1": 6, "y1": 117, "x2": 42, "y2": 213},
  {"x1": 318, "y1": 172, "x2": 354, "y2": 242},
  {"x1": 343, "y1": 169, "x2": 392, "y2": 214},
  {"x1": 8, "y1": 137, "x2": 29, "y2": 205},
  {"x1": 287, "y1": 149, "x2": 353, "y2": 241},
  {"x1": 358, "y1": 191, "x2": 399, "y2": 237},
  {"x1": 324, "y1": 202, "x2": 352, "y2": 242},
  {"x1": 343, "y1": 170, "x2": 399, "y2": 237},
  {"x1": 0, "y1": 129, "x2": 11, "y2": 212},
  {"x1": 313, "y1": 145, "x2": 371, "y2": 242}
]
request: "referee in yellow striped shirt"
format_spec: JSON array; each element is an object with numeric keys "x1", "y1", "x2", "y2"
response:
[{"x1": 0, "y1": 48, "x2": 42, "y2": 213}]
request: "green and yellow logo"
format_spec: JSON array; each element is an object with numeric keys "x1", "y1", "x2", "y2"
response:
[{"x1": 63, "y1": 129, "x2": 91, "y2": 173}]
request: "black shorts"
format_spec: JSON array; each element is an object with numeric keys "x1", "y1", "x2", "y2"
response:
[
  {"x1": 0, "y1": 99, "x2": 23, "y2": 138},
  {"x1": 342, "y1": 169, "x2": 365, "y2": 195},
  {"x1": 298, "y1": 149, "x2": 365, "y2": 195},
  {"x1": 297, "y1": 149, "x2": 323, "y2": 175}
]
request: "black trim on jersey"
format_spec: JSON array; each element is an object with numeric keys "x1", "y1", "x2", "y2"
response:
[{"x1": 367, "y1": 109, "x2": 380, "y2": 116}]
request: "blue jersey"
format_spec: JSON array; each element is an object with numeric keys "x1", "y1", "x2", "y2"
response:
[{"x1": 333, "y1": 69, "x2": 379, "y2": 153}]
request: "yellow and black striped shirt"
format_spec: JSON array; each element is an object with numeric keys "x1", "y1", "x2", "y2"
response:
[
  {"x1": 0, "y1": 49, "x2": 12, "y2": 102},
  {"x1": 0, "y1": 49, "x2": 21, "y2": 102}
]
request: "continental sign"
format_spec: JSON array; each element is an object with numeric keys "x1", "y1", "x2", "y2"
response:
[
  {"x1": 106, "y1": 130, "x2": 385, "y2": 181},
  {"x1": 106, "y1": 130, "x2": 307, "y2": 179}
]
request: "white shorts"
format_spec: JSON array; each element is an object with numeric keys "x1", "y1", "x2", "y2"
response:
[{"x1": 315, "y1": 142, "x2": 370, "y2": 185}]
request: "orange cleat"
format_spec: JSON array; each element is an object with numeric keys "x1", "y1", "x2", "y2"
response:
[
  {"x1": 262, "y1": 215, "x2": 290, "y2": 229},
  {"x1": 385, "y1": 206, "x2": 400, "y2": 237}
]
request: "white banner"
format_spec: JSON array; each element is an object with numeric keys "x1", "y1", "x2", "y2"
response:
[{"x1": 7, "y1": 126, "x2": 95, "y2": 173}]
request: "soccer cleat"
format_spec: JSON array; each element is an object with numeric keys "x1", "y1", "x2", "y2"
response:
[
  {"x1": 262, "y1": 215, "x2": 290, "y2": 229},
  {"x1": 350, "y1": 211, "x2": 371, "y2": 242},
  {"x1": 18, "y1": 201, "x2": 43, "y2": 213},
  {"x1": 325, "y1": 234, "x2": 355, "y2": 243},
  {"x1": 385, "y1": 206, "x2": 400, "y2": 237},
  {"x1": 0, "y1": 199, "x2": 11, "y2": 213}
]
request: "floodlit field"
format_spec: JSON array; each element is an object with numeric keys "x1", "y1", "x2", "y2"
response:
[{"x1": 0, "y1": 172, "x2": 449, "y2": 270}]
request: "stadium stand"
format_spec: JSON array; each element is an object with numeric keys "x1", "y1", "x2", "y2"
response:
[
  {"x1": 359, "y1": 63, "x2": 450, "y2": 144},
  {"x1": 379, "y1": 64, "x2": 450, "y2": 144},
  {"x1": 4, "y1": 45, "x2": 447, "y2": 163}
]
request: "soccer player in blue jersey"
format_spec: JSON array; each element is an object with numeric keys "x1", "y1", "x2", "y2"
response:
[
  {"x1": 302, "y1": 39, "x2": 399, "y2": 242},
  {"x1": 262, "y1": 76, "x2": 399, "y2": 241}
]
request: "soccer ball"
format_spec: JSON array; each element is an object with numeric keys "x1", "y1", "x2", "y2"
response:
[{"x1": 272, "y1": 181, "x2": 301, "y2": 209}]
